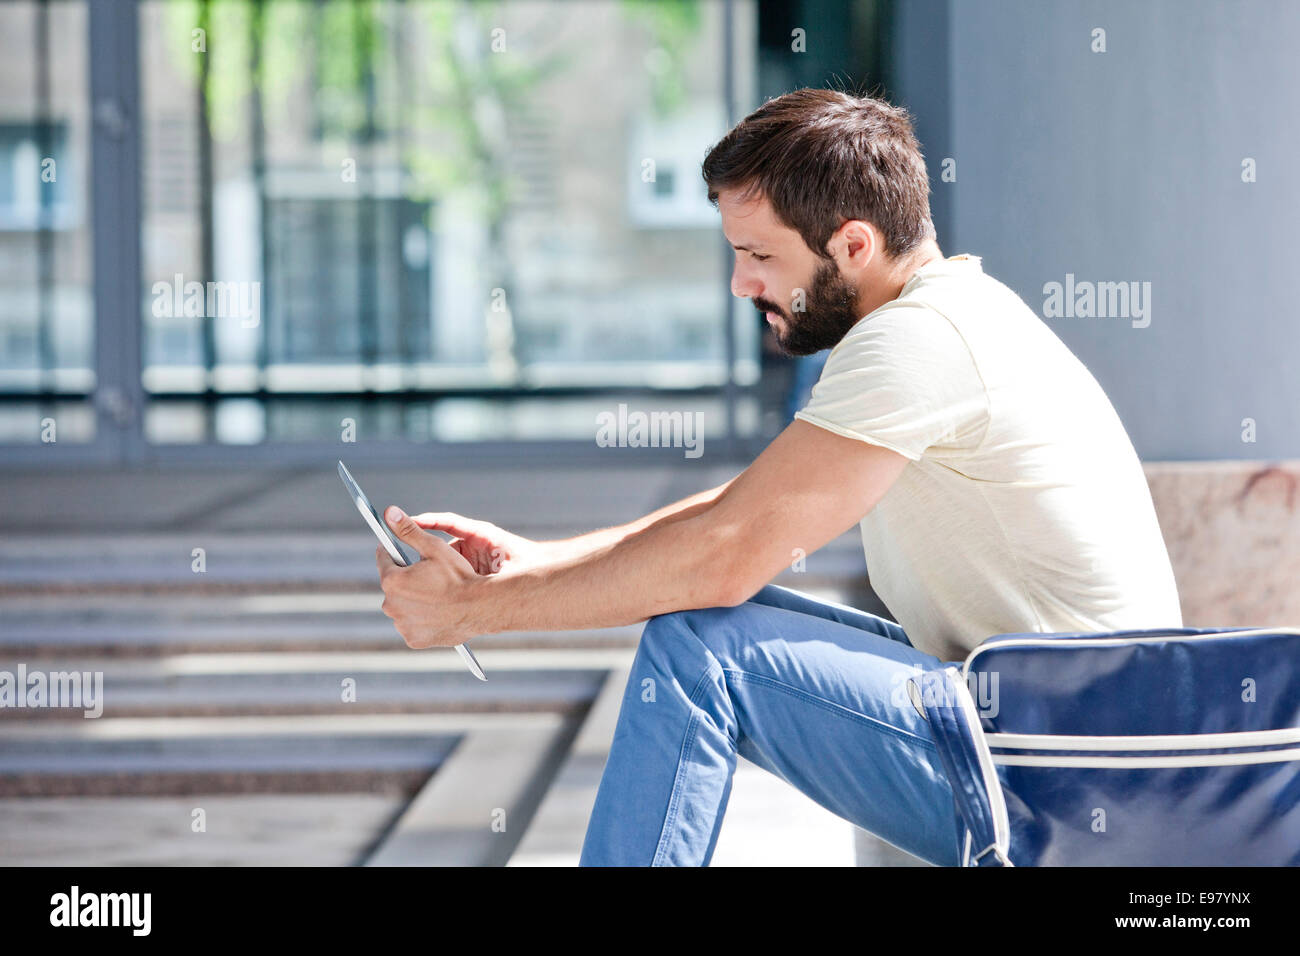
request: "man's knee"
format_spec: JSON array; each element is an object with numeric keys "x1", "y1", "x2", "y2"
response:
[{"x1": 638, "y1": 605, "x2": 748, "y2": 670}]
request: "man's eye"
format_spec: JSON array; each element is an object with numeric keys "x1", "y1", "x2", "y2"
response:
[{"x1": 752, "y1": 253, "x2": 771, "y2": 262}]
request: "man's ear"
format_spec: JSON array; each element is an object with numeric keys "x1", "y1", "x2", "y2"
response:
[{"x1": 835, "y1": 219, "x2": 879, "y2": 270}]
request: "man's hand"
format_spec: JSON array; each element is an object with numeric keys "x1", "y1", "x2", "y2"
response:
[
  {"x1": 377, "y1": 506, "x2": 479, "y2": 649},
  {"x1": 406, "y1": 511, "x2": 550, "y2": 575}
]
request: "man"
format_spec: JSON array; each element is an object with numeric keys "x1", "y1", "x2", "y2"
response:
[{"x1": 373, "y1": 88, "x2": 1183, "y2": 866}]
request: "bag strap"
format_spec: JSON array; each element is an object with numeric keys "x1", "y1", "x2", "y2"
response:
[{"x1": 910, "y1": 665, "x2": 1013, "y2": 867}]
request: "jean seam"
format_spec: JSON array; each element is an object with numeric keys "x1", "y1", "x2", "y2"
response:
[
  {"x1": 723, "y1": 668, "x2": 937, "y2": 751},
  {"x1": 651, "y1": 660, "x2": 724, "y2": 867}
]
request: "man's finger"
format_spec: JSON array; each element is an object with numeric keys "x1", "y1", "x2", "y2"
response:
[
  {"x1": 376, "y1": 544, "x2": 398, "y2": 576},
  {"x1": 385, "y1": 505, "x2": 456, "y2": 560},
  {"x1": 410, "y1": 511, "x2": 485, "y2": 538}
]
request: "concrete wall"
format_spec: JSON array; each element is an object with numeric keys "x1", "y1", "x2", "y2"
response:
[{"x1": 892, "y1": 0, "x2": 1300, "y2": 462}]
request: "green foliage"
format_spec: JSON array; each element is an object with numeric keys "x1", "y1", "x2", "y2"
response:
[
  {"x1": 161, "y1": 0, "x2": 700, "y2": 226},
  {"x1": 164, "y1": 0, "x2": 309, "y2": 138},
  {"x1": 619, "y1": 0, "x2": 703, "y2": 116}
]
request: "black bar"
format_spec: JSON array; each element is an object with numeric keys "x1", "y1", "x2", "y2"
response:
[{"x1": 0, "y1": 865, "x2": 1291, "y2": 942}]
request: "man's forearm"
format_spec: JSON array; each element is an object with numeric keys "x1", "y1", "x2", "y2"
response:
[
  {"x1": 542, "y1": 477, "x2": 737, "y2": 562},
  {"x1": 469, "y1": 504, "x2": 747, "y2": 635}
]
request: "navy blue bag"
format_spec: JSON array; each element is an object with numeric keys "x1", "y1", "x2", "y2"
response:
[{"x1": 906, "y1": 626, "x2": 1300, "y2": 866}]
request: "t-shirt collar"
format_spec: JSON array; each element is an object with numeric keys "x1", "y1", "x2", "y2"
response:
[{"x1": 900, "y1": 253, "x2": 982, "y2": 296}]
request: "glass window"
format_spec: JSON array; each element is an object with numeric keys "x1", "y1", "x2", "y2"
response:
[
  {"x1": 138, "y1": 0, "x2": 753, "y2": 445},
  {"x1": 0, "y1": 0, "x2": 95, "y2": 444}
]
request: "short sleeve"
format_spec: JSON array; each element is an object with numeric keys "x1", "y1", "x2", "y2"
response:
[{"x1": 793, "y1": 302, "x2": 989, "y2": 461}]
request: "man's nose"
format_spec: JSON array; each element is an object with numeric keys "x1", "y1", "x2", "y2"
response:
[{"x1": 731, "y1": 262, "x2": 762, "y2": 300}]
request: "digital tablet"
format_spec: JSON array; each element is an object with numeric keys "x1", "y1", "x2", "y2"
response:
[{"x1": 338, "y1": 460, "x2": 487, "y2": 681}]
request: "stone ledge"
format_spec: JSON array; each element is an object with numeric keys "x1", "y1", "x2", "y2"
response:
[{"x1": 1144, "y1": 459, "x2": 1300, "y2": 626}]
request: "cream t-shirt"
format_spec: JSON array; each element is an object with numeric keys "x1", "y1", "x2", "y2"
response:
[{"x1": 794, "y1": 254, "x2": 1183, "y2": 663}]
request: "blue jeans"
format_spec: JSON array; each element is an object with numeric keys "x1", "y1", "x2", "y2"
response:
[{"x1": 579, "y1": 584, "x2": 963, "y2": 866}]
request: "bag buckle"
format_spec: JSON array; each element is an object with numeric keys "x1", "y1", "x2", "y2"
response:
[{"x1": 969, "y1": 841, "x2": 1014, "y2": 867}]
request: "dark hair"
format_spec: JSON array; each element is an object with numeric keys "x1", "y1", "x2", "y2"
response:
[{"x1": 701, "y1": 88, "x2": 936, "y2": 261}]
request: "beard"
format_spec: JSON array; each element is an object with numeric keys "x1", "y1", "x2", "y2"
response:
[{"x1": 753, "y1": 259, "x2": 864, "y2": 356}]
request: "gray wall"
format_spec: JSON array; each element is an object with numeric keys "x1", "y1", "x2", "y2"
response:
[{"x1": 892, "y1": 0, "x2": 1299, "y2": 461}]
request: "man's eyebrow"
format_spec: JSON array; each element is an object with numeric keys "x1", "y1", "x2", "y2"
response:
[{"x1": 727, "y1": 239, "x2": 767, "y2": 252}]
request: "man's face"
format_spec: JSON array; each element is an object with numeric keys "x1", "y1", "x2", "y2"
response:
[{"x1": 718, "y1": 188, "x2": 865, "y2": 356}]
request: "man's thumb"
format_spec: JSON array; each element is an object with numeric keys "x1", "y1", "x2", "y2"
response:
[{"x1": 385, "y1": 505, "x2": 439, "y2": 557}]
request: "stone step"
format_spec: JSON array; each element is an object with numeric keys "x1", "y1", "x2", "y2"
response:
[
  {"x1": 0, "y1": 464, "x2": 738, "y2": 538},
  {"x1": 0, "y1": 713, "x2": 569, "y2": 801},
  {"x1": 0, "y1": 596, "x2": 643, "y2": 655},
  {"x1": 365, "y1": 715, "x2": 574, "y2": 866},
  {"x1": 0, "y1": 650, "x2": 617, "y2": 720},
  {"x1": 509, "y1": 664, "x2": 634, "y2": 866},
  {"x1": 0, "y1": 531, "x2": 868, "y2": 593},
  {"x1": 0, "y1": 793, "x2": 407, "y2": 866}
]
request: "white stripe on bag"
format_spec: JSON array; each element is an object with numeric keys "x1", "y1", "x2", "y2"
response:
[
  {"x1": 992, "y1": 747, "x2": 1300, "y2": 768},
  {"x1": 986, "y1": 727, "x2": 1300, "y2": 751}
]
